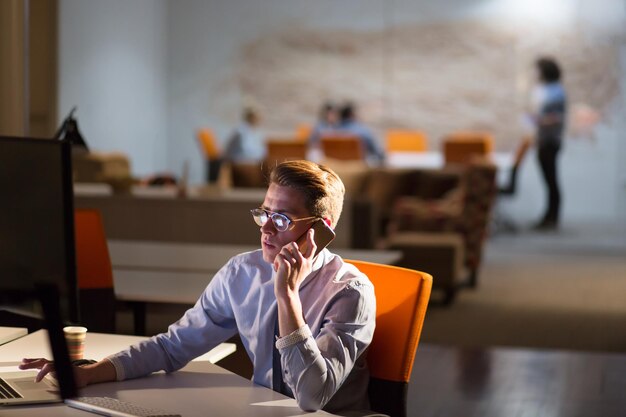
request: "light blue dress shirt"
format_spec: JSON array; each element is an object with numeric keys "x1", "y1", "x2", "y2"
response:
[
  {"x1": 224, "y1": 123, "x2": 266, "y2": 162},
  {"x1": 107, "y1": 249, "x2": 376, "y2": 414}
]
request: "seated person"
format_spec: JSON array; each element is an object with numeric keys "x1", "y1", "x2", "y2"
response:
[
  {"x1": 21, "y1": 160, "x2": 377, "y2": 415},
  {"x1": 223, "y1": 106, "x2": 266, "y2": 163},
  {"x1": 336, "y1": 102, "x2": 385, "y2": 164},
  {"x1": 308, "y1": 102, "x2": 340, "y2": 147}
]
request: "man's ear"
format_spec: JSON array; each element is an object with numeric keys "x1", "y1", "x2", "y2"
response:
[{"x1": 323, "y1": 217, "x2": 333, "y2": 229}]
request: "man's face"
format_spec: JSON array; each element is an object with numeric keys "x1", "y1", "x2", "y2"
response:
[{"x1": 259, "y1": 183, "x2": 314, "y2": 264}]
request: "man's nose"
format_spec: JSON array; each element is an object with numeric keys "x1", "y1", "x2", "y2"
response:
[{"x1": 260, "y1": 219, "x2": 276, "y2": 234}]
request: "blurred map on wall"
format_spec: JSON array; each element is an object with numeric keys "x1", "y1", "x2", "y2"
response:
[{"x1": 234, "y1": 20, "x2": 624, "y2": 149}]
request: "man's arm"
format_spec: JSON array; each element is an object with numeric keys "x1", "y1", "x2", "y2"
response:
[
  {"x1": 20, "y1": 258, "x2": 240, "y2": 386},
  {"x1": 274, "y1": 233, "x2": 375, "y2": 411},
  {"x1": 277, "y1": 281, "x2": 375, "y2": 412}
]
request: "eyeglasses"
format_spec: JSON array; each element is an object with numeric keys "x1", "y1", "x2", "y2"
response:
[{"x1": 250, "y1": 208, "x2": 317, "y2": 232}]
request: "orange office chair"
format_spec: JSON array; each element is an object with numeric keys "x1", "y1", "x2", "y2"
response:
[
  {"x1": 386, "y1": 130, "x2": 428, "y2": 153},
  {"x1": 74, "y1": 209, "x2": 116, "y2": 333},
  {"x1": 442, "y1": 131, "x2": 494, "y2": 165},
  {"x1": 345, "y1": 260, "x2": 432, "y2": 417},
  {"x1": 499, "y1": 136, "x2": 531, "y2": 195},
  {"x1": 265, "y1": 139, "x2": 308, "y2": 164},
  {"x1": 295, "y1": 123, "x2": 312, "y2": 142},
  {"x1": 196, "y1": 129, "x2": 223, "y2": 183},
  {"x1": 493, "y1": 136, "x2": 532, "y2": 232},
  {"x1": 320, "y1": 135, "x2": 364, "y2": 161},
  {"x1": 196, "y1": 128, "x2": 220, "y2": 160}
]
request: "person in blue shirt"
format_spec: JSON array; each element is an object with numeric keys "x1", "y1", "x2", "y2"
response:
[
  {"x1": 337, "y1": 102, "x2": 385, "y2": 164},
  {"x1": 529, "y1": 57, "x2": 567, "y2": 230},
  {"x1": 223, "y1": 106, "x2": 266, "y2": 163},
  {"x1": 308, "y1": 102, "x2": 340, "y2": 147}
]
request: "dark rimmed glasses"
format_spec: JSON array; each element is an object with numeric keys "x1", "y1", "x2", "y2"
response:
[{"x1": 250, "y1": 208, "x2": 316, "y2": 232}]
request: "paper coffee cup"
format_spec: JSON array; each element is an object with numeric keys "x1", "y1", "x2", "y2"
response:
[{"x1": 63, "y1": 326, "x2": 88, "y2": 361}]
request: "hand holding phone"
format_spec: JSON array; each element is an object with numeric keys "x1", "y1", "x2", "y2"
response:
[{"x1": 296, "y1": 219, "x2": 336, "y2": 258}]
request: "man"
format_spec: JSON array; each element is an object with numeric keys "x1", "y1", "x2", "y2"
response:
[{"x1": 21, "y1": 160, "x2": 376, "y2": 414}]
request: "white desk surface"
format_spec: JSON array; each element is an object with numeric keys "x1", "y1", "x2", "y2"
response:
[
  {"x1": 0, "y1": 326, "x2": 27, "y2": 345},
  {"x1": 385, "y1": 150, "x2": 513, "y2": 170},
  {"x1": 0, "y1": 333, "x2": 332, "y2": 417},
  {"x1": 0, "y1": 330, "x2": 235, "y2": 368},
  {"x1": 108, "y1": 240, "x2": 402, "y2": 304}
]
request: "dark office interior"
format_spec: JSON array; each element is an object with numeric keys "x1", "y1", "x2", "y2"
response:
[{"x1": 1, "y1": 1, "x2": 625, "y2": 416}]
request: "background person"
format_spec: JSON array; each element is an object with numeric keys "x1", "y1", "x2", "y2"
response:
[
  {"x1": 308, "y1": 101, "x2": 339, "y2": 147},
  {"x1": 529, "y1": 57, "x2": 567, "y2": 230},
  {"x1": 223, "y1": 106, "x2": 266, "y2": 163},
  {"x1": 337, "y1": 102, "x2": 385, "y2": 164}
]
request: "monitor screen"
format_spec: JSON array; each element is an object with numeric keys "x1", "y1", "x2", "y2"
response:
[{"x1": 0, "y1": 136, "x2": 78, "y2": 324}]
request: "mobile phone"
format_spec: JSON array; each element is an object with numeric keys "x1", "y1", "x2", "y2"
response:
[{"x1": 296, "y1": 219, "x2": 336, "y2": 258}]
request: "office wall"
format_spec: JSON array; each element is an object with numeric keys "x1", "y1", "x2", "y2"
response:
[
  {"x1": 58, "y1": 0, "x2": 626, "y2": 225},
  {"x1": 59, "y1": 0, "x2": 168, "y2": 177},
  {"x1": 167, "y1": 0, "x2": 626, "y2": 225}
]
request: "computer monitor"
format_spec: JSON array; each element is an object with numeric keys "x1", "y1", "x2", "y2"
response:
[{"x1": 0, "y1": 136, "x2": 79, "y2": 327}]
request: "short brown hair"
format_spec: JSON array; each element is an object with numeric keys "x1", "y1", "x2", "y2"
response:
[{"x1": 269, "y1": 160, "x2": 345, "y2": 227}]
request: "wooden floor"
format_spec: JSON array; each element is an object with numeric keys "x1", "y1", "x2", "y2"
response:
[
  {"x1": 407, "y1": 222, "x2": 626, "y2": 416},
  {"x1": 410, "y1": 343, "x2": 626, "y2": 417}
]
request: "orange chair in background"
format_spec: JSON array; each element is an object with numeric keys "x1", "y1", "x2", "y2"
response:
[
  {"x1": 265, "y1": 139, "x2": 308, "y2": 164},
  {"x1": 320, "y1": 135, "x2": 364, "y2": 161},
  {"x1": 442, "y1": 131, "x2": 494, "y2": 165},
  {"x1": 74, "y1": 209, "x2": 116, "y2": 333},
  {"x1": 493, "y1": 136, "x2": 532, "y2": 232},
  {"x1": 196, "y1": 129, "x2": 223, "y2": 183},
  {"x1": 295, "y1": 123, "x2": 312, "y2": 142},
  {"x1": 386, "y1": 130, "x2": 428, "y2": 153},
  {"x1": 196, "y1": 128, "x2": 220, "y2": 160},
  {"x1": 345, "y1": 260, "x2": 432, "y2": 417}
]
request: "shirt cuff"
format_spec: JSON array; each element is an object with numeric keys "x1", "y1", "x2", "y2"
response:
[
  {"x1": 275, "y1": 325, "x2": 312, "y2": 350},
  {"x1": 104, "y1": 356, "x2": 125, "y2": 381}
]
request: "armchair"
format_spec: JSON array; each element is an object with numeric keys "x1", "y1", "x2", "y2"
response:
[{"x1": 384, "y1": 160, "x2": 497, "y2": 302}]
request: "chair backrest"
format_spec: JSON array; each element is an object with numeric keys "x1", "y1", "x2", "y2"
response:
[
  {"x1": 345, "y1": 259, "x2": 432, "y2": 417},
  {"x1": 513, "y1": 136, "x2": 532, "y2": 167},
  {"x1": 295, "y1": 123, "x2": 312, "y2": 142},
  {"x1": 386, "y1": 130, "x2": 428, "y2": 153},
  {"x1": 196, "y1": 129, "x2": 221, "y2": 160},
  {"x1": 265, "y1": 139, "x2": 308, "y2": 164},
  {"x1": 500, "y1": 136, "x2": 532, "y2": 195},
  {"x1": 442, "y1": 131, "x2": 493, "y2": 165},
  {"x1": 74, "y1": 209, "x2": 116, "y2": 332},
  {"x1": 320, "y1": 135, "x2": 364, "y2": 161}
]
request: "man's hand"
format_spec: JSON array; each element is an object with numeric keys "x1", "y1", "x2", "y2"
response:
[
  {"x1": 19, "y1": 358, "x2": 55, "y2": 383},
  {"x1": 19, "y1": 357, "x2": 116, "y2": 387},
  {"x1": 273, "y1": 228, "x2": 316, "y2": 298},
  {"x1": 273, "y1": 229, "x2": 316, "y2": 337}
]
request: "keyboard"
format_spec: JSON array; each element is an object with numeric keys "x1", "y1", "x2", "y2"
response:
[{"x1": 65, "y1": 396, "x2": 181, "y2": 417}]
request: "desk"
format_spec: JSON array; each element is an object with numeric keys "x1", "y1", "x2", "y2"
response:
[
  {"x1": 410, "y1": 343, "x2": 626, "y2": 416},
  {"x1": 108, "y1": 239, "x2": 401, "y2": 334},
  {"x1": 0, "y1": 330, "x2": 235, "y2": 367},
  {"x1": 386, "y1": 150, "x2": 513, "y2": 171},
  {"x1": 0, "y1": 332, "x2": 333, "y2": 416},
  {"x1": 0, "y1": 327, "x2": 27, "y2": 345}
]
